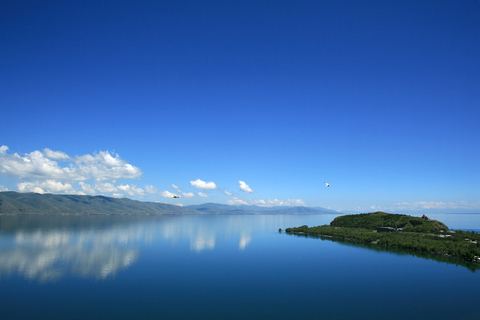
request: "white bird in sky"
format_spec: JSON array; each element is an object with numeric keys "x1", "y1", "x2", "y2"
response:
[{"x1": 324, "y1": 182, "x2": 331, "y2": 187}]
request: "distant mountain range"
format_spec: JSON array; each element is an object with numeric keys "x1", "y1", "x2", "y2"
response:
[
  {"x1": 0, "y1": 192, "x2": 339, "y2": 215},
  {"x1": 186, "y1": 203, "x2": 339, "y2": 215}
]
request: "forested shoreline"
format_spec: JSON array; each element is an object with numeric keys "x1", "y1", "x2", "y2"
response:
[{"x1": 285, "y1": 212, "x2": 480, "y2": 263}]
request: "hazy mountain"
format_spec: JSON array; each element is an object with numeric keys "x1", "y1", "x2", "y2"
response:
[
  {"x1": 185, "y1": 203, "x2": 339, "y2": 215},
  {"x1": 0, "y1": 192, "x2": 340, "y2": 215}
]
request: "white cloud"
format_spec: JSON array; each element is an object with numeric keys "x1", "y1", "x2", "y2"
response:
[
  {"x1": 17, "y1": 180, "x2": 77, "y2": 194},
  {"x1": 117, "y1": 184, "x2": 145, "y2": 196},
  {"x1": 78, "y1": 182, "x2": 96, "y2": 195},
  {"x1": 248, "y1": 199, "x2": 305, "y2": 207},
  {"x1": 227, "y1": 197, "x2": 248, "y2": 205},
  {"x1": 16, "y1": 179, "x2": 159, "y2": 198},
  {"x1": 75, "y1": 151, "x2": 142, "y2": 181},
  {"x1": 172, "y1": 184, "x2": 195, "y2": 198},
  {"x1": 0, "y1": 146, "x2": 158, "y2": 197},
  {"x1": 0, "y1": 185, "x2": 8, "y2": 191},
  {"x1": 182, "y1": 192, "x2": 195, "y2": 198},
  {"x1": 95, "y1": 181, "x2": 120, "y2": 193},
  {"x1": 144, "y1": 185, "x2": 158, "y2": 194},
  {"x1": 42, "y1": 148, "x2": 71, "y2": 161},
  {"x1": 0, "y1": 146, "x2": 142, "y2": 181},
  {"x1": 160, "y1": 190, "x2": 179, "y2": 198},
  {"x1": 197, "y1": 192, "x2": 208, "y2": 198},
  {"x1": 228, "y1": 198, "x2": 305, "y2": 207},
  {"x1": 190, "y1": 179, "x2": 217, "y2": 190},
  {"x1": 224, "y1": 190, "x2": 232, "y2": 196},
  {"x1": 239, "y1": 180, "x2": 253, "y2": 193}
]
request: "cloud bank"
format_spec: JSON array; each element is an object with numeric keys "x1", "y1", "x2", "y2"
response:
[
  {"x1": 0, "y1": 145, "x2": 142, "y2": 181},
  {"x1": 0, "y1": 145, "x2": 153, "y2": 197}
]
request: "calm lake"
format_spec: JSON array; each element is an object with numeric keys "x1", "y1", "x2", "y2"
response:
[{"x1": 1, "y1": 213, "x2": 479, "y2": 320}]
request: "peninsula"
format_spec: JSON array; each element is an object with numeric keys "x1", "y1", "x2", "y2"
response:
[{"x1": 285, "y1": 211, "x2": 480, "y2": 263}]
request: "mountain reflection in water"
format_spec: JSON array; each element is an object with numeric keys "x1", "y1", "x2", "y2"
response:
[{"x1": 0, "y1": 214, "x2": 295, "y2": 281}]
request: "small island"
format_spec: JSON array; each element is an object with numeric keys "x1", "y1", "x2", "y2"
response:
[{"x1": 285, "y1": 211, "x2": 480, "y2": 263}]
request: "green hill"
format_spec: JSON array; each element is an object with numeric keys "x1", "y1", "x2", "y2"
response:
[
  {"x1": 330, "y1": 211, "x2": 448, "y2": 233},
  {"x1": 0, "y1": 191, "x2": 193, "y2": 215}
]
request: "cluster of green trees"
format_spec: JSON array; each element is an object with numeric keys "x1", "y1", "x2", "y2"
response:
[
  {"x1": 285, "y1": 212, "x2": 480, "y2": 263},
  {"x1": 329, "y1": 211, "x2": 448, "y2": 233}
]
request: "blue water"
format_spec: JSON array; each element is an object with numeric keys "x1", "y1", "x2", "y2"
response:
[{"x1": 0, "y1": 214, "x2": 479, "y2": 320}]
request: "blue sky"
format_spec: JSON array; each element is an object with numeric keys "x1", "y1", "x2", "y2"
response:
[{"x1": 1, "y1": 0, "x2": 479, "y2": 213}]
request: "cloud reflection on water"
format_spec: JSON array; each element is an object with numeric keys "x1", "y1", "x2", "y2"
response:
[
  {"x1": 0, "y1": 214, "x2": 322, "y2": 281},
  {"x1": 0, "y1": 226, "x2": 141, "y2": 281}
]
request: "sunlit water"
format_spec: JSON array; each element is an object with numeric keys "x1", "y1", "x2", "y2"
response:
[{"x1": 0, "y1": 213, "x2": 479, "y2": 320}]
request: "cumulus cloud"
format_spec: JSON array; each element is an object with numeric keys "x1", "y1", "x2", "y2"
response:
[
  {"x1": 17, "y1": 180, "x2": 77, "y2": 194},
  {"x1": 79, "y1": 182, "x2": 96, "y2": 195},
  {"x1": 94, "y1": 181, "x2": 119, "y2": 193},
  {"x1": 144, "y1": 185, "x2": 158, "y2": 194},
  {"x1": 51, "y1": 181, "x2": 157, "y2": 197},
  {"x1": 0, "y1": 146, "x2": 161, "y2": 198},
  {"x1": 197, "y1": 192, "x2": 208, "y2": 198},
  {"x1": 230, "y1": 197, "x2": 306, "y2": 207},
  {"x1": 0, "y1": 185, "x2": 8, "y2": 191},
  {"x1": 0, "y1": 146, "x2": 142, "y2": 181},
  {"x1": 190, "y1": 179, "x2": 217, "y2": 190},
  {"x1": 249, "y1": 199, "x2": 305, "y2": 207},
  {"x1": 42, "y1": 148, "x2": 71, "y2": 161},
  {"x1": 239, "y1": 180, "x2": 253, "y2": 193},
  {"x1": 183, "y1": 192, "x2": 195, "y2": 198},
  {"x1": 227, "y1": 197, "x2": 248, "y2": 205},
  {"x1": 117, "y1": 184, "x2": 145, "y2": 196},
  {"x1": 160, "y1": 190, "x2": 179, "y2": 198}
]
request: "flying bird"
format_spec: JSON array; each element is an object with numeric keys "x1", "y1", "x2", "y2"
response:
[{"x1": 324, "y1": 182, "x2": 331, "y2": 187}]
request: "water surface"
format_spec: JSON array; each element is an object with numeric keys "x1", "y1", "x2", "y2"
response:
[{"x1": 0, "y1": 214, "x2": 479, "y2": 320}]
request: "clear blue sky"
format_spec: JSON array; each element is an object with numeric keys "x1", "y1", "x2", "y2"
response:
[{"x1": 1, "y1": 0, "x2": 479, "y2": 213}]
